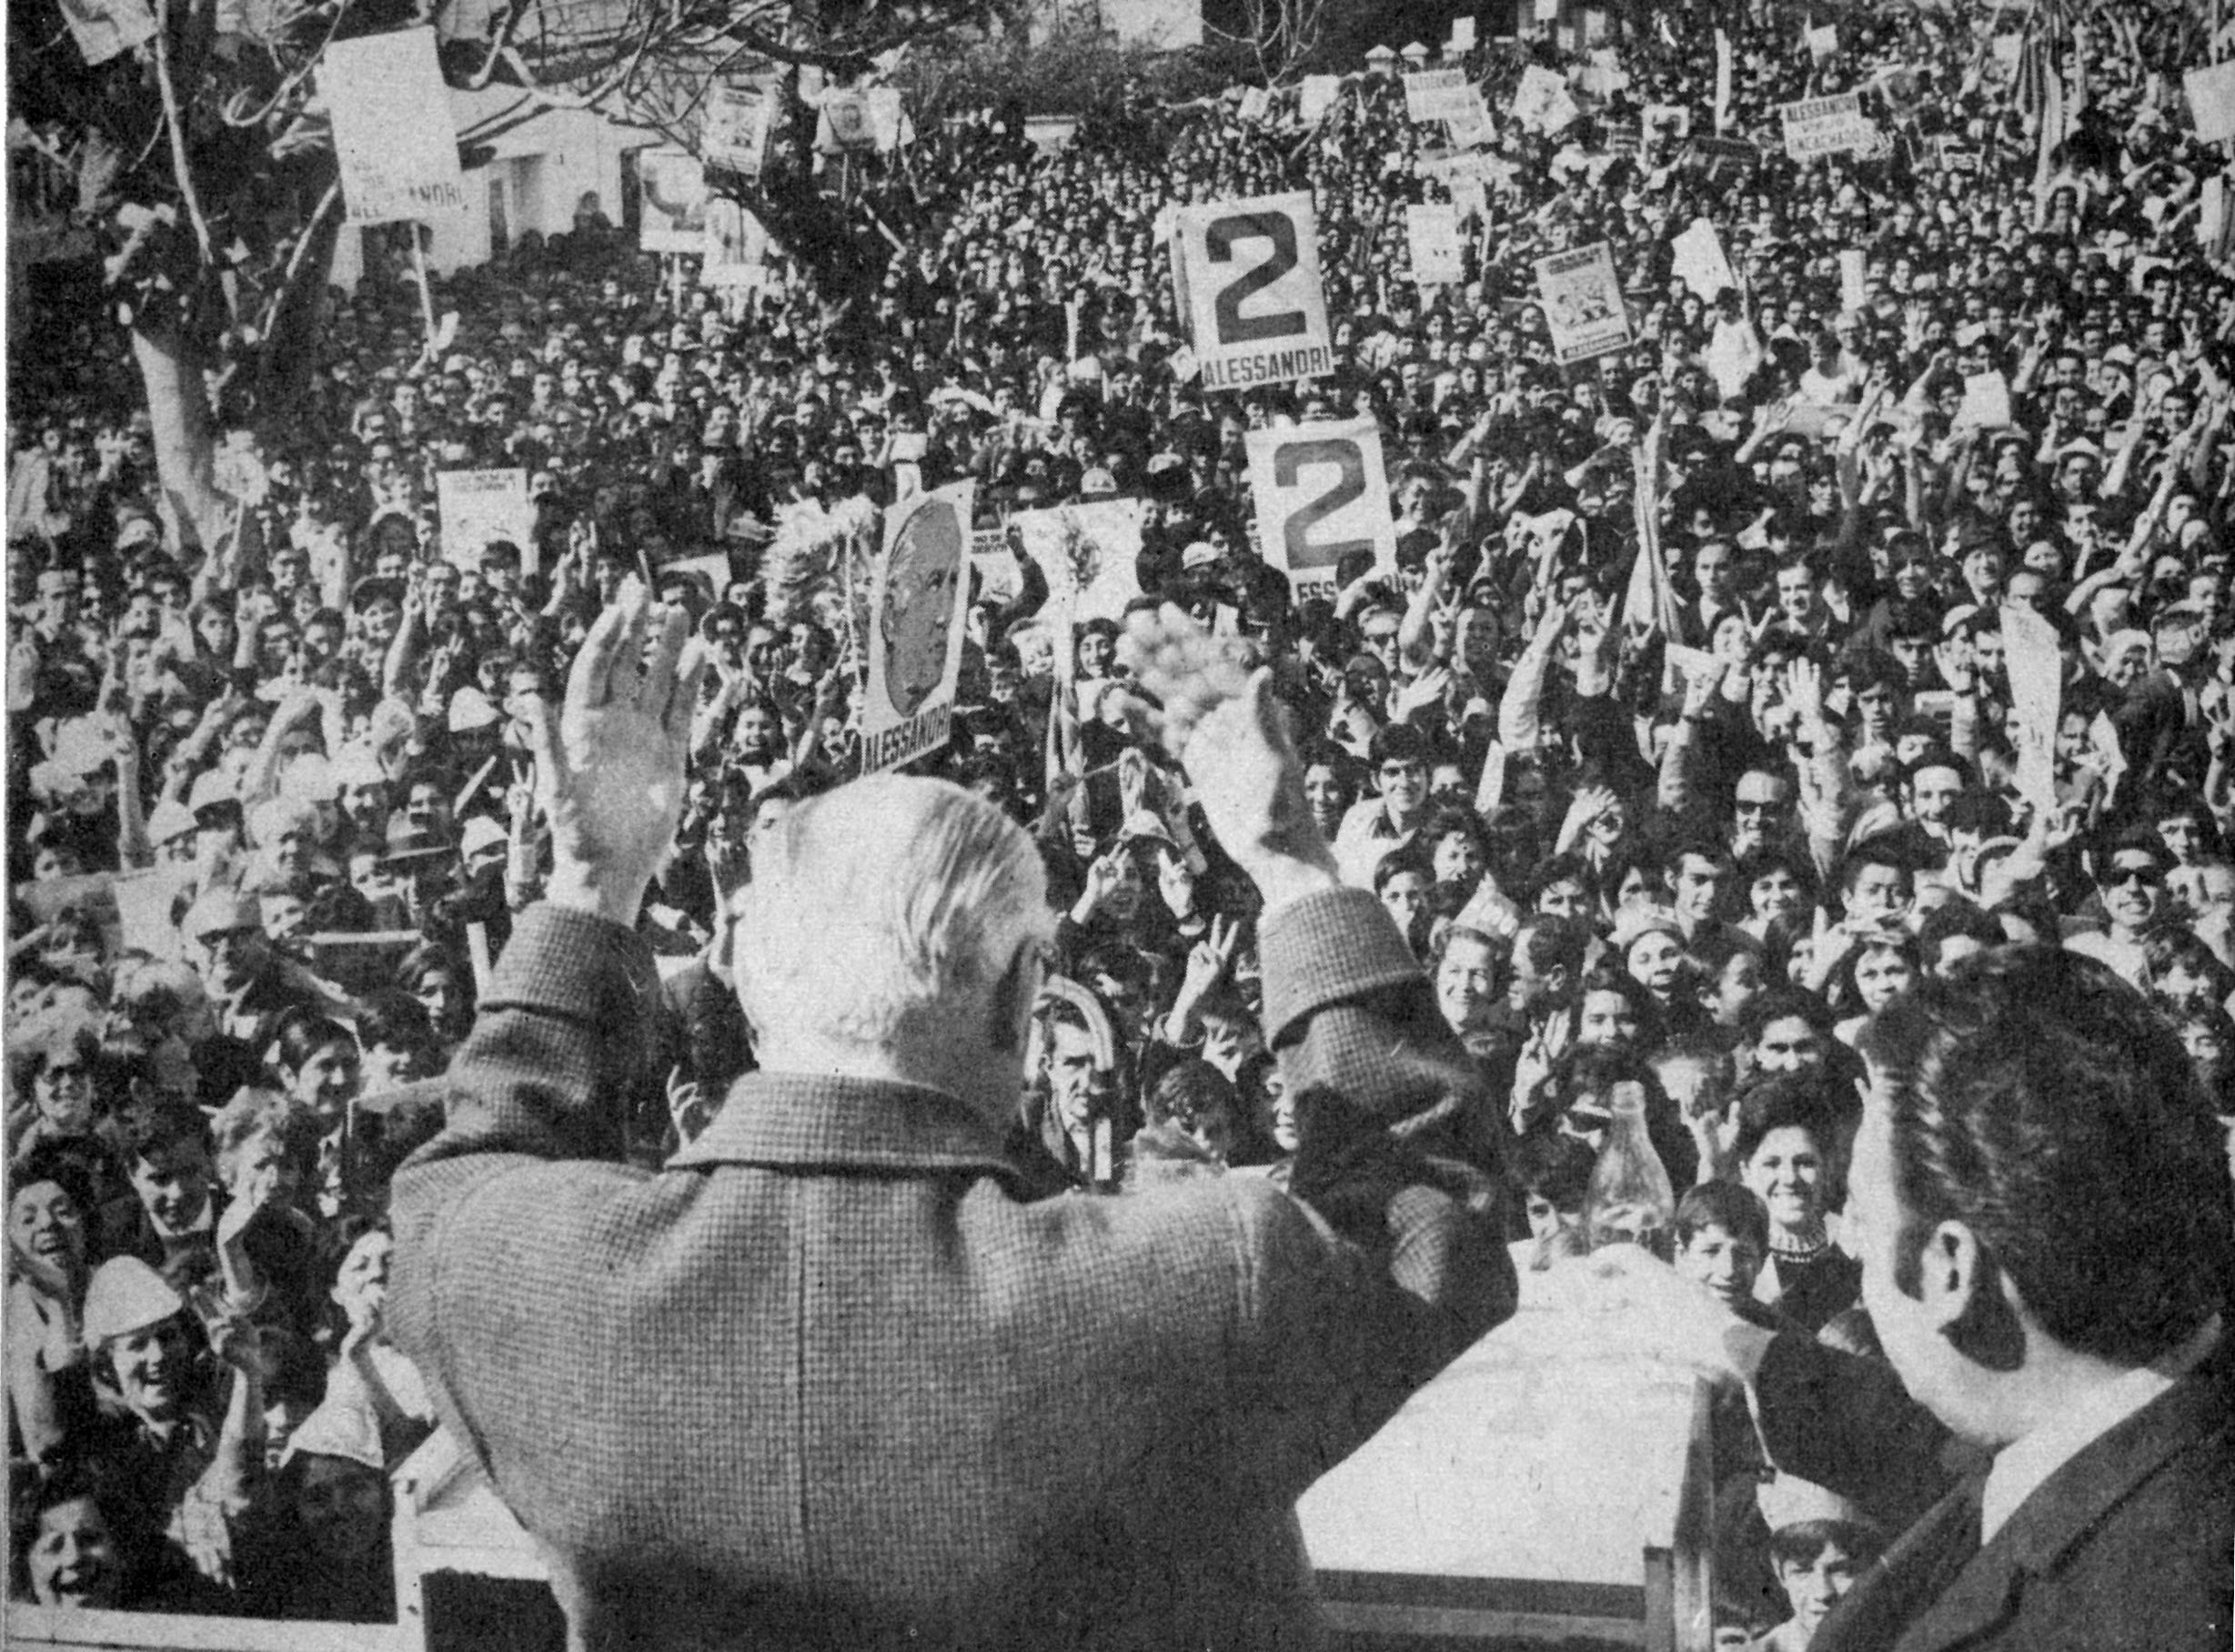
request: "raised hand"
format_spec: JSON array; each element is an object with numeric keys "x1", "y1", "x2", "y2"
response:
[
  {"x1": 520, "y1": 579, "x2": 706, "y2": 926},
  {"x1": 1119, "y1": 606, "x2": 1337, "y2": 906}
]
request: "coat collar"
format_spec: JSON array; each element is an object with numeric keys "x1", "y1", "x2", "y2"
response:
[
  {"x1": 1891, "y1": 1353, "x2": 2230, "y2": 1652},
  {"x1": 667, "y1": 1069, "x2": 1028, "y2": 1191}
]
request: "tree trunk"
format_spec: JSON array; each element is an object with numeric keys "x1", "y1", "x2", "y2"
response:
[{"x1": 130, "y1": 321, "x2": 229, "y2": 554}]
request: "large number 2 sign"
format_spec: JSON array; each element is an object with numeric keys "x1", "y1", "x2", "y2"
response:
[
  {"x1": 1172, "y1": 191, "x2": 1332, "y2": 389},
  {"x1": 1206, "y1": 213, "x2": 1306, "y2": 345},
  {"x1": 1274, "y1": 439, "x2": 1370, "y2": 569}
]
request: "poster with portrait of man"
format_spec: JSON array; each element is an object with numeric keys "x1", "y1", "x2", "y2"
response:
[
  {"x1": 1534, "y1": 242, "x2": 1632, "y2": 363},
  {"x1": 861, "y1": 483, "x2": 975, "y2": 772}
]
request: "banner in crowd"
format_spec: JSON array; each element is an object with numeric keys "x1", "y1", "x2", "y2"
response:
[
  {"x1": 321, "y1": 28, "x2": 467, "y2": 225},
  {"x1": 701, "y1": 81, "x2": 777, "y2": 177},
  {"x1": 861, "y1": 483, "x2": 974, "y2": 773},
  {"x1": 1806, "y1": 23, "x2": 1837, "y2": 58},
  {"x1": 1839, "y1": 247, "x2": 1868, "y2": 311},
  {"x1": 1448, "y1": 15, "x2": 1475, "y2": 51},
  {"x1": 1534, "y1": 243, "x2": 1632, "y2": 364},
  {"x1": 1169, "y1": 192, "x2": 1334, "y2": 390},
  {"x1": 1023, "y1": 116, "x2": 1081, "y2": 154},
  {"x1": 638, "y1": 149, "x2": 710, "y2": 253},
  {"x1": 1779, "y1": 93, "x2": 1877, "y2": 160},
  {"x1": 1670, "y1": 217, "x2": 1736, "y2": 299},
  {"x1": 701, "y1": 200, "x2": 769, "y2": 287},
  {"x1": 1299, "y1": 76, "x2": 1341, "y2": 123},
  {"x1": 1714, "y1": 29, "x2": 1733, "y2": 130},
  {"x1": 2001, "y1": 599, "x2": 2061, "y2": 819},
  {"x1": 1243, "y1": 418, "x2": 1397, "y2": 601},
  {"x1": 1406, "y1": 205, "x2": 1466, "y2": 285},
  {"x1": 437, "y1": 468, "x2": 534, "y2": 569},
  {"x1": 1404, "y1": 67, "x2": 1475, "y2": 123}
]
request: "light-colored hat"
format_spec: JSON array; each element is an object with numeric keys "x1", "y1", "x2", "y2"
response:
[
  {"x1": 82, "y1": 1256, "x2": 186, "y2": 1347},
  {"x1": 458, "y1": 816, "x2": 508, "y2": 860},
  {"x1": 1756, "y1": 1471, "x2": 1873, "y2": 1535}
]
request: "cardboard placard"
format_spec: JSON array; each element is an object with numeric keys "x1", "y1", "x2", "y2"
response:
[
  {"x1": 701, "y1": 81, "x2": 777, "y2": 177},
  {"x1": 321, "y1": 28, "x2": 467, "y2": 225},
  {"x1": 860, "y1": 483, "x2": 974, "y2": 773},
  {"x1": 437, "y1": 469, "x2": 535, "y2": 569},
  {"x1": 1406, "y1": 204, "x2": 1466, "y2": 284},
  {"x1": 1534, "y1": 242, "x2": 1633, "y2": 364},
  {"x1": 638, "y1": 148, "x2": 710, "y2": 253},
  {"x1": 1243, "y1": 418, "x2": 1397, "y2": 601},
  {"x1": 1779, "y1": 93, "x2": 1877, "y2": 160},
  {"x1": 1169, "y1": 191, "x2": 1335, "y2": 390}
]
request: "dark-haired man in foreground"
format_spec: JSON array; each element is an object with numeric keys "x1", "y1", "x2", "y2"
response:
[{"x1": 1609, "y1": 945, "x2": 2232, "y2": 1650}]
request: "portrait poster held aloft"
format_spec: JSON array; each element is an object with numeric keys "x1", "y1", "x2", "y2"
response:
[{"x1": 861, "y1": 483, "x2": 974, "y2": 773}]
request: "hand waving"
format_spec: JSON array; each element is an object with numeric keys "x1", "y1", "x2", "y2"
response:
[
  {"x1": 1119, "y1": 606, "x2": 1337, "y2": 903},
  {"x1": 522, "y1": 579, "x2": 706, "y2": 925}
]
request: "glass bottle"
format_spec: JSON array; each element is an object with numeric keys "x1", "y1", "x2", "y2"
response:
[{"x1": 1584, "y1": 1081, "x2": 1676, "y2": 1261}]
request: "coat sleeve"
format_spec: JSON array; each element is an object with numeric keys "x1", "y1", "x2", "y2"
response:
[
  {"x1": 1752, "y1": 1328, "x2": 1959, "y2": 1532},
  {"x1": 1233, "y1": 886, "x2": 1518, "y2": 1496}
]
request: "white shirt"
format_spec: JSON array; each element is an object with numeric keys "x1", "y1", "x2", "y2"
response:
[{"x1": 1978, "y1": 1315, "x2": 2220, "y2": 1546}]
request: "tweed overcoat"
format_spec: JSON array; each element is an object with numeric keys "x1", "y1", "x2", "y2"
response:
[{"x1": 389, "y1": 885, "x2": 1515, "y2": 1652}]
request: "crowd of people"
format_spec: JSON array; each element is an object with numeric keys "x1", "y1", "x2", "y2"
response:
[{"x1": 8, "y1": 0, "x2": 2235, "y2": 1638}]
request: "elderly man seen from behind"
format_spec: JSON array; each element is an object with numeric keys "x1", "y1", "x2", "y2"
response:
[{"x1": 388, "y1": 582, "x2": 1515, "y2": 1652}]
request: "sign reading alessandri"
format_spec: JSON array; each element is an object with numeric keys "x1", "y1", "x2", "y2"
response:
[{"x1": 1169, "y1": 191, "x2": 1335, "y2": 390}]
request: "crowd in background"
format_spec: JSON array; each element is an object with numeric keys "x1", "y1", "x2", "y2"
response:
[{"x1": 9, "y1": 0, "x2": 2235, "y2": 1638}]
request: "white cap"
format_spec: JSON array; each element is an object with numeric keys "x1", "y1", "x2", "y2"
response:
[{"x1": 82, "y1": 1256, "x2": 186, "y2": 1347}]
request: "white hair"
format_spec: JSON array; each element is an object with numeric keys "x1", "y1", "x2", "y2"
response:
[{"x1": 734, "y1": 776, "x2": 1052, "y2": 1050}]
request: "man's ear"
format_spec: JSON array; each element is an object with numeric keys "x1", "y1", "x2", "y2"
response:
[{"x1": 1923, "y1": 1218, "x2": 2029, "y2": 1371}]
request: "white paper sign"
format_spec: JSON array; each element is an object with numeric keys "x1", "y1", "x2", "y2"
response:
[
  {"x1": 1779, "y1": 93, "x2": 1877, "y2": 160},
  {"x1": 638, "y1": 148, "x2": 710, "y2": 253},
  {"x1": 1238, "y1": 86, "x2": 1272, "y2": 123},
  {"x1": 1170, "y1": 192, "x2": 1335, "y2": 391},
  {"x1": 1299, "y1": 75, "x2": 1341, "y2": 123},
  {"x1": 701, "y1": 81, "x2": 776, "y2": 177},
  {"x1": 2186, "y1": 60, "x2": 2235, "y2": 145},
  {"x1": 437, "y1": 468, "x2": 534, "y2": 569},
  {"x1": 1406, "y1": 204, "x2": 1466, "y2": 285},
  {"x1": 861, "y1": 483, "x2": 974, "y2": 773},
  {"x1": 1807, "y1": 24, "x2": 1838, "y2": 57},
  {"x1": 1244, "y1": 418, "x2": 1398, "y2": 601},
  {"x1": 321, "y1": 29, "x2": 466, "y2": 225},
  {"x1": 1017, "y1": 116, "x2": 1075, "y2": 155},
  {"x1": 1012, "y1": 500, "x2": 1149, "y2": 630},
  {"x1": 1535, "y1": 242, "x2": 1633, "y2": 364},
  {"x1": 1955, "y1": 369, "x2": 2014, "y2": 430},
  {"x1": 1670, "y1": 217, "x2": 1737, "y2": 299},
  {"x1": 1448, "y1": 15, "x2": 1476, "y2": 50},
  {"x1": 1404, "y1": 67, "x2": 1475, "y2": 123}
]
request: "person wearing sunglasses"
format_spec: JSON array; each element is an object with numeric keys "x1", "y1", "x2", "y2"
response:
[{"x1": 2063, "y1": 829, "x2": 2171, "y2": 989}]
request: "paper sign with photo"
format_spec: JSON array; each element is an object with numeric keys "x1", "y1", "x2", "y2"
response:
[
  {"x1": 1534, "y1": 243, "x2": 1632, "y2": 364},
  {"x1": 861, "y1": 483, "x2": 974, "y2": 773},
  {"x1": 638, "y1": 149, "x2": 710, "y2": 253}
]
